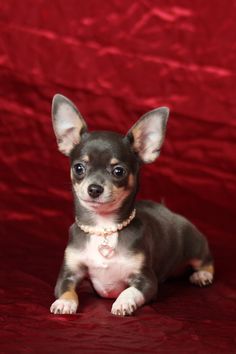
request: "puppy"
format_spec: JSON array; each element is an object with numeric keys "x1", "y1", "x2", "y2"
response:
[{"x1": 50, "y1": 94, "x2": 214, "y2": 316}]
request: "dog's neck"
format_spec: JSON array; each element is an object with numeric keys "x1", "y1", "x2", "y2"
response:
[{"x1": 76, "y1": 209, "x2": 136, "y2": 235}]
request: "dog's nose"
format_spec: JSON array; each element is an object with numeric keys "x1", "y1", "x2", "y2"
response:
[{"x1": 88, "y1": 184, "x2": 104, "y2": 198}]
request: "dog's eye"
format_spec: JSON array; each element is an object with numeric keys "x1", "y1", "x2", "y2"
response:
[
  {"x1": 74, "y1": 163, "x2": 86, "y2": 177},
  {"x1": 112, "y1": 166, "x2": 126, "y2": 178}
]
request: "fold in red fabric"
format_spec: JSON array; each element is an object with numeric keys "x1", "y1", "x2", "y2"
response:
[{"x1": 0, "y1": 1, "x2": 236, "y2": 353}]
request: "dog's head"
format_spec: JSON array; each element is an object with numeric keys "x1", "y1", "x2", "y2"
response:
[{"x1": 51, "y1": 94, "x2": 169, "y2": 215}]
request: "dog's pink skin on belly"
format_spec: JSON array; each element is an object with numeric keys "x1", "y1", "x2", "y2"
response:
[{"x1": 91, "y1": 276, "x2": 126, "y2": 299}]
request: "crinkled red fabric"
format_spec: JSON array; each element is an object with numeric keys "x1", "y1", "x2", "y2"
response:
[{"x1": 0, "y1": 1, "x2": 236, "y2": 353}]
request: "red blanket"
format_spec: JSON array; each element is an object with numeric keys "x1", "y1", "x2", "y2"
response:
[{"x1": 1, "y1": 1, "x2": 236, "y2": 353}]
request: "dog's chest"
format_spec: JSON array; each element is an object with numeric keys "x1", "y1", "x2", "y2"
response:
[{"x1": 67, "y1": 232, "x2": 143, "y2": 298}]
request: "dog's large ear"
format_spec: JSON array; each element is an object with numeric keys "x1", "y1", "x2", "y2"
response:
[
  {"x1": 51, "y1": 94, "x2": 87, "y2": 156},
  {"x1": 127, "y1": 107, "x2": 169, "y2": 163}
]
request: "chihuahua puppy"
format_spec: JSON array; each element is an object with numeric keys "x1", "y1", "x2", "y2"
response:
[{"x1": 50, "y1": 94, "x2": 214, "y2": 316}]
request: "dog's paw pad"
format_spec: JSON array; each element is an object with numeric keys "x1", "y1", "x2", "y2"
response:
[
  {"x1": 111, "y1": 299, "x2": 137, "y2": 316},
  {"x1": 189, "y1": 270, "x2": 213, "y2": 287},
  {"x1": 50, "y1": 299, "x2": 78, "y2": 315}
]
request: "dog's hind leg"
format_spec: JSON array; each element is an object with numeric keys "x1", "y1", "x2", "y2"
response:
[
  {"x1": 189, "y1": 259, "x2": 214, "y2": 287},
  {"x1": 182, "y1": 223, "x2": 214, "y2": 287}
]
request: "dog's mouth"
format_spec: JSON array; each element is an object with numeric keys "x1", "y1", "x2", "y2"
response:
[
  {"x1": 80, "y1": 197, "x2": 116, "y2": 207},
  {"x1": 75, "y1": 185, "x2": 130, "y2": 213},
  {"x1": 82, "y1": 199, "x2": 108, "y2": 205}
]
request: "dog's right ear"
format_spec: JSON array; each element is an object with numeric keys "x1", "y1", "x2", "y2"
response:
[
  {"x1": 51, "y1": 94, "x2": 87, "y2": 156},
  {"x1": 127, "y1": 107, "x2": 169, "y2": 163}
]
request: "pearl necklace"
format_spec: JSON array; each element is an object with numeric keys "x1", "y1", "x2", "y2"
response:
[{"x1": 75, "y1": 209, "x2": 136, "y2": 258}]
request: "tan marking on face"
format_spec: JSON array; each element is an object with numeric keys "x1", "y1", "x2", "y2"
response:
[
  {"x1": 128, "y1": 174, "x2": 135, "y2": 189},
  {"x1": 108, "y1": 173, "x2": 135, "y2": 210},
  {"x1": 112, "y1": 183, "x2": 123, "y2": 193},
  {"x1": 111, "y1": 184, "x2": 128, "y2": 202},
  {"x1": 111, "y1": 174, "x2": 134, "y2": 193},
  {"x1": 81, "y1": 155, "x2": 89, "y2": 162},
  {"x1": 70, "y1": 169, "x2": 80, "y2": 185},
  {"x1": 110, "y1": 158, "x2": 119, "y2": 165}
]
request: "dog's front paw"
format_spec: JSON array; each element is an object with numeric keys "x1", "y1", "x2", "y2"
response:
[
  {"x1": 50, "y1": 299, "x2": 78, "y2": 315},
  {"x1": 111, "y1": 297, "x2": 137, "y2": 316},
  {"x1": 111, "y1": 287, "x2": 145, "y2": 316}
]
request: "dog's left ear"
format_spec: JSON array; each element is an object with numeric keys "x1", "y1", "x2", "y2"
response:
[
  {"x1": 127, "y1": 107, "x2": 169, "y2": 163},
  {"x1": 51, "y1": 94, "x2": 87, "y2": 156}
]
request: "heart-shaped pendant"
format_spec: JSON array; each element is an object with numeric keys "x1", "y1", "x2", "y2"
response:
[{"x1": 98, "y1": 244, "x2": 115, "y2": 258}]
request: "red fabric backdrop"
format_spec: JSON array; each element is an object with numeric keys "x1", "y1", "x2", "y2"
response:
[{"x1": 1, "y1": 1, "x2": 236, "y2": 353}]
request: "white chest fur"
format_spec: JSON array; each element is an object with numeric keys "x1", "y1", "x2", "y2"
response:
[{"x1": 65, "y1": 232, "x2": 144, "y2": 299}]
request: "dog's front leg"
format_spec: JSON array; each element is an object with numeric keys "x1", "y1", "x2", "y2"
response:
[
  {"x1": 111, "y1": 271, "x2": 158, "y2": 316},
  {"x1": 50, "y1": 264, "x2": 83, "y2": 315}
]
